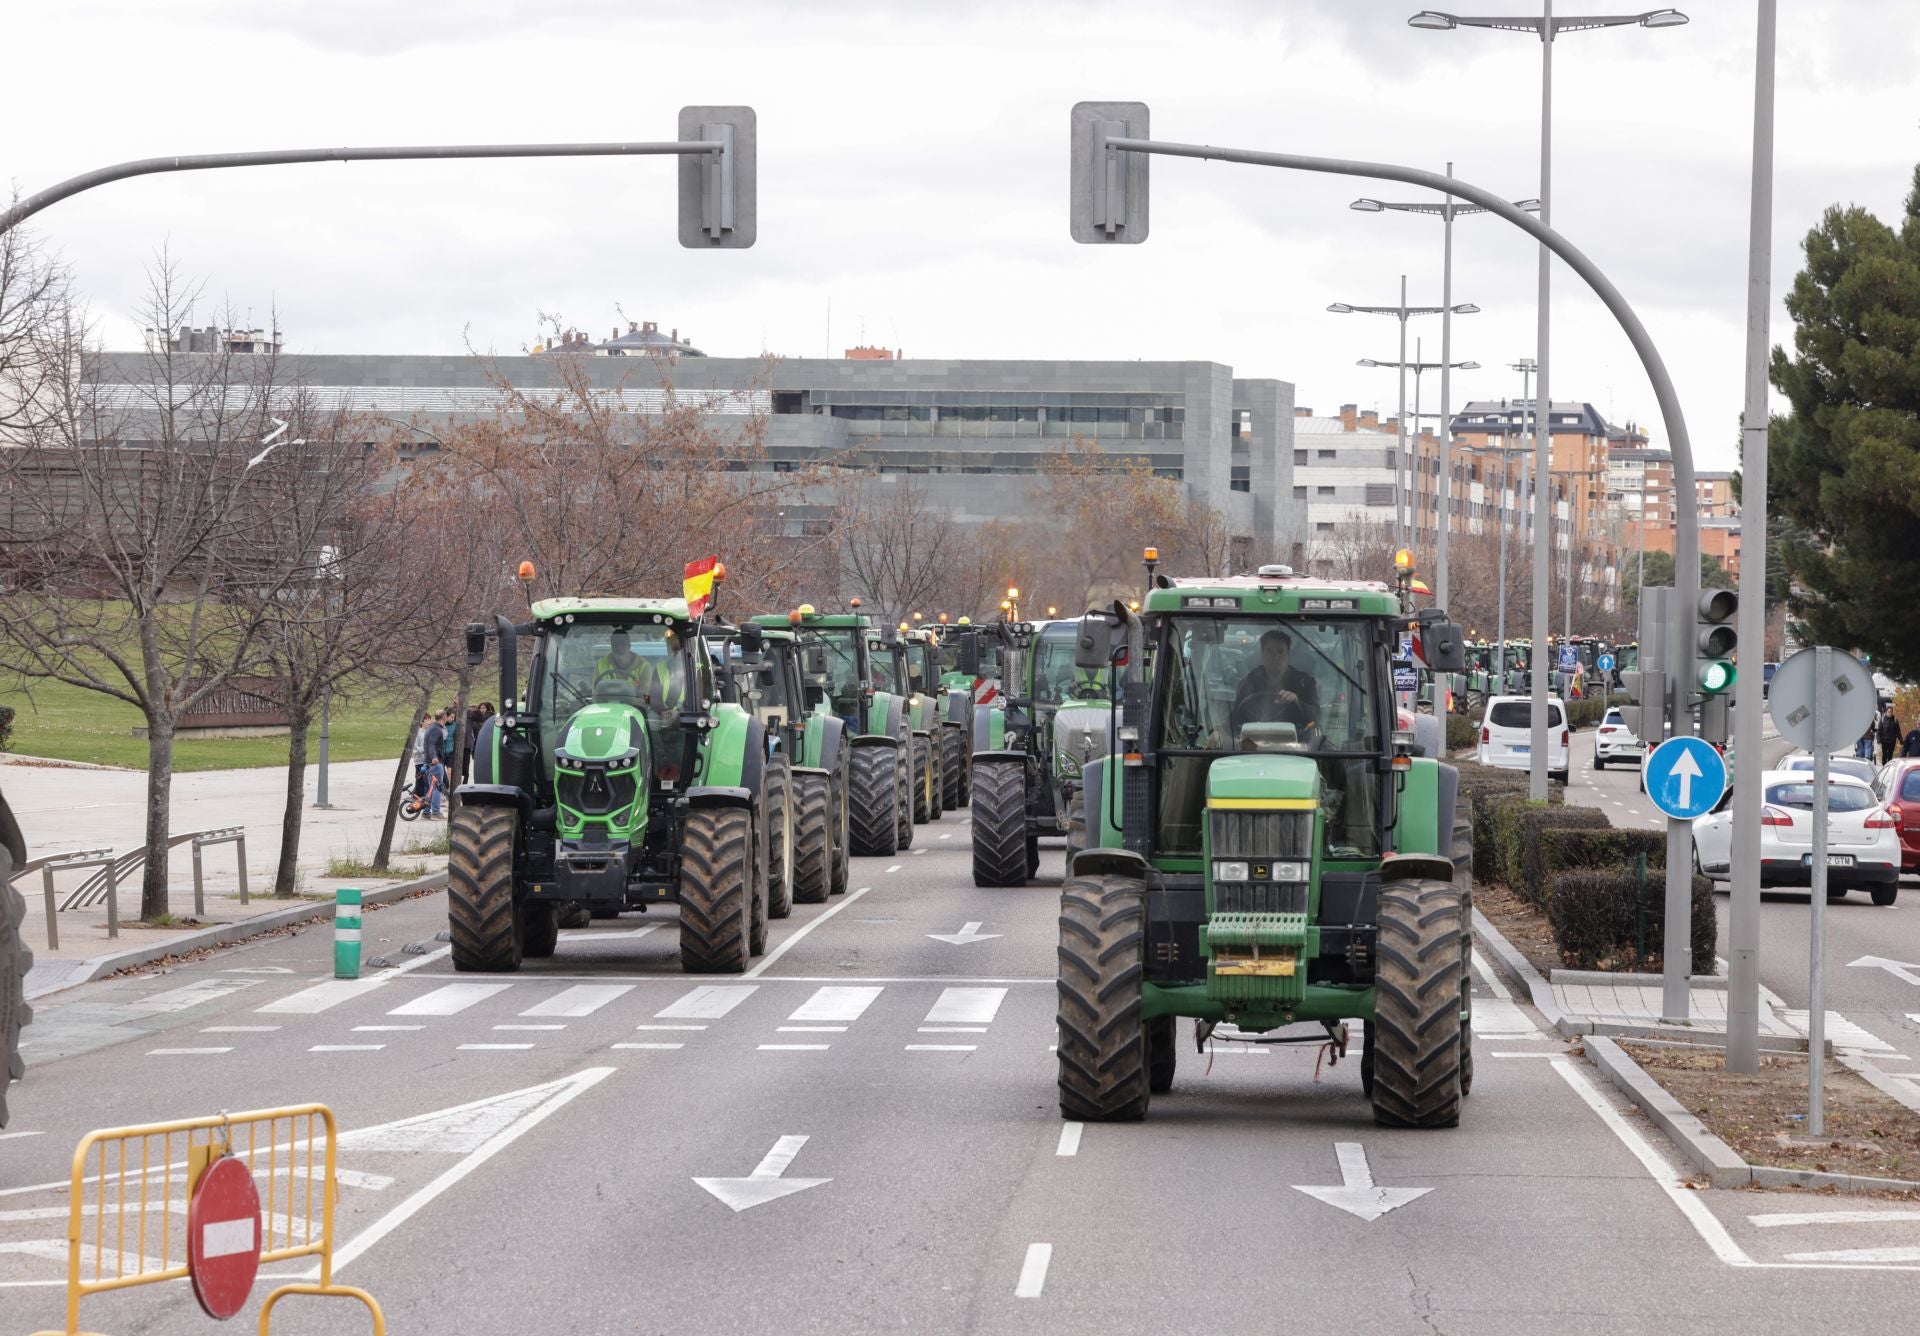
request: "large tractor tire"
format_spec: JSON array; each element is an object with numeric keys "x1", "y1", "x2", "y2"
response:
[
  {"x1": 927, "y1": 736, "x2": 944, "y2": 821},
  {"x1": 1147, "y1": 1014, "x2": 1178, "y2": 1094},
  {"x1": 829, "y1": 750, "x2": 852, "y2": 895},
  {"x1": 1, "y1": 855, "x2": 29, "y2": 1129},
  {"x1": 940, "y1": 727, "x2": 966, "y2": 812},
  {"x1": 1056, "y1": 873, "x2": 1151, "y2": 1122},
  {"x1": 679, "y1": 806, "x2": 752, "y2": 974},
  {"x1": 1064, "y1": 791, "x2": 1087, "y2": 868},
  {"x1": 748, "y1": 793, "x2": 771, "y2": 958},
  {"x1": 557, "y1": 903, "x2": 592, "y2": 930},
  {"x1": 971, "y1": 759, "x2": 1029, "y2": 887},
  {"x1": 912, "y1": 736, "x2": 933, "y2": 825},
  {"x1": 1370, "y1": 878, "x2": 1468, "y2": 1129},
  {"x1": 848, "y1": 746, "x2": 901, "y2": 857},
  {"x1": 766, "y1": 760, "x2": 795, "y2": 921},
  {"x1": 449, "y1": 805, "x2": 522, "y2": 973},
  {"x1": 896, "y1": 736, "x2": 916, "y2": 850},
  {"x1": 792, "y1": 772, "x2": 832, "y2": 905},
  {"x1": 521, "y1": 902, "x2": 559, "y2": 959}
]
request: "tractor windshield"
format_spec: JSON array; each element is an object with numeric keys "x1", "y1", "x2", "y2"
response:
[
  {"x1": 906, "y1": 643, "x2": 937, "y2": 696},
  {"x1": 1032, "y1": 621, "x2": 1104, "y2": 706},
  {"x1": 811, "y1": 626, "x2": 868, "y2": 719},
  {"x1": 534, "y1": 621, "x2": 691, "y2": 776}
]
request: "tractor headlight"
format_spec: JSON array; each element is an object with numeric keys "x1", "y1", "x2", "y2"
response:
[{"x1": 1214, "y1": 861, "x2": 1249, "y2": 883}]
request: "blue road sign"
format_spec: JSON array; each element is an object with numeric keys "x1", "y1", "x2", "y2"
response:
[
  {"x1": 1643, "y1": 736, "x2": 1727, "y2": 821},
  {"x1": 1597, "y1": 653, "x2": 1615, "y2": 673}
]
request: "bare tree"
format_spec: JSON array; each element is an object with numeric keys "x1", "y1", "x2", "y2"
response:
[
  {"x1": 1039, "y1": 439, "x2": 1235, "y2": 609},
  {"x1": 837, "y1": 472, "x2": 966, "y2": 626},
  {"x1": 0, "y1": 261, "x2": 319, "y2": 919},
  {"x1": 0, "y1": 208, "x2": 69, "y2": 442},
  {"x1": 1306, "y1": 512, "x2": 1402, "y2": 584}
]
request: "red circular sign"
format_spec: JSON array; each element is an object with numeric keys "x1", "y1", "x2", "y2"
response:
[{"x1": 187, "y1": 1153, "x2": 262, "y2": 1319}]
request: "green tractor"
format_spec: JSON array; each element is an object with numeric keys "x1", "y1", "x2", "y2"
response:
[
  {"x1": 965, "y1": 619, "x2": 1111, "y2": 886},
  {"x1": 453, "y1": 597, "x2": 777, "y2": 974},
  {"x1": 875, "y1": 624, "x2": 962, "y2": 827},
  {"x1": 772, "y1": 604, "x2": 916, "y2": 857},
  {"x1": 1055, "y1": 566, "x2": 1474, "y2": 1128},
  {"x1": 723, "y1": 617, "x2": 853, "y2": 903}
]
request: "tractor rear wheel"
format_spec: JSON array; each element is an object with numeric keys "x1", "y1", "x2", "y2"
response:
[
  {"x1": 1369, "y1": 878, "x2": 1467, "y2": 1129},
  {"x1": 1148, "y1": 1015, "x2": 1177, "y2": 1094},
  {"x1": 829, "y1": 750, "x2": 851, "y2": 895},
  {"x1": 748, "y1": 797, "x2": 770, "y2": 958},
  {"x1": 557, "y1": 903, "x2": 592, "y2": 930},
  {"x1": 766, "y1": 761, "x2": 794, "y2": 921},
  {"x1": 1056, "y1": 873, "x2": 1151, "y2": 1121},
  {"x1": 940, "y1": 727, "x2": 965, "y2": 811},
  {"x1": 848, "y1": 746, "x2": 900, "y2": 857},
  {"x1": 911, "y1": 735, "x2": 930, "y2": 823},
  {"x1": 679, "y1": 806, "x2": 752, "y2": 974},
  {"x1": 520, "y1": 902, "x2": 559, "y2": 959},
  {"x1": 896, "y1": 738, "x2": 916, "y2": 850},
  {"x1": 928, "y1": 736, "x2": 944, "y2": 820},
  {"x1": 792, "y1": 771, "x2": 832, "y2": 905},
  {"x1": 449, "y1": 805, "x2": 522, "y2": 973},
  {"x1": 971, "y1": 759, "x2": 1029, "y2": 887}
]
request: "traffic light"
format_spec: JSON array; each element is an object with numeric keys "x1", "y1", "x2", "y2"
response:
[
  {"x1": 677, "y1": 106, "x2": 757, "y2": 249},
  {"x1": 1070, "y1": 102, "x2": 1151, "y2": 243},
  {"x1": 1696, "y1": 589, "x2": 1737, "y2": 694},
  {"x1": 1618, "y1": 668, "x2": 1666, "y2": 744}
]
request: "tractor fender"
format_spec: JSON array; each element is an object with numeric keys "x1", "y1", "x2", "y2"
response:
[
  {"x1": 1070, "y1": 846, "x2": 1151, "y2": 882},
  {"x1": 812, "y1": 713, "x2": 847, "y2": 777},
  {"x1": 943, "y1": 688, "x2": 971, "y2": 730},
  {"x1": 1411, "y1": 711, "x2": 1444, "y2": 759},
  {"x1": 1392, "y1": 755, "x2": 1446, "y2": 859},
  {"x1": 686, "y1": 786, "x2": 755, "y2": 810},
  {"x1": 1381, "y1": 851, "x2": 1455, "y2": 884},
  {"x1": 1081, "y1": 755, "x2": 1108, "y2": 849},
  {"x1": 848, "y1": 732, "x2": 902, "y2": 752},
  {"x1": 454, "y1": 782, "x2": 526, "y2": 815},
  {"x1": 866, "y1": 691, "x2": 907, "y2": 742},
  {"x1": 472, "y1": 716, "x2": 501, "y2": 785},
  {"x1": 972, "y1": 703, "x2": 1006, "y2": 753},
  {"x1": 697, "y1": 707, "x2": 762, "y2": 794},
  {"x1": 969, "y1": 749, "x2": 1025, "y2": 766}
]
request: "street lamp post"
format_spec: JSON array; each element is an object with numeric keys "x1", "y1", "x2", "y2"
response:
[
  {"x1": 1357, "y1": 348, "x2": 1481, "y2": 558},
  {"x1": 1496, "y1": 359, "x2": 1536, "y2": 691},
  {"x1": 1351, "y1": 184, "x2": 1537, "y2": 609},
  {"x1": 1411, "y1": 3, "x2": 1689, "y2": 802}
]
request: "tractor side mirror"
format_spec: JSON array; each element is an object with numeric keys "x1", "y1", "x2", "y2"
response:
[
  {"x1": 464, "y1": 622, "x2": 488, "y2": 667},
  {"x1": 957, "y1": 635, "x2": 981, "y2": 676},
  {"x1": 738, "y1": 622, "x2": 765, "y2": 655},
  {"x1": 1073, "y1": 615, "x2": 1111, "y2": 671},
  {"x1": 1423, "y1": 620, "x2": 1467, "y2": 674},
  {"x1": 805, "y1": 644, "x2": 830, "y2": 677}
]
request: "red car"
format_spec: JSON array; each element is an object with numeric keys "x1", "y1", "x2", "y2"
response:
[{"x1": 1874, "y1": 759, "x2": 1920, "y2": 872}]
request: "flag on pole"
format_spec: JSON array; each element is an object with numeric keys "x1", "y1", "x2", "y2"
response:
[{"x1": 683, "y1": 556, "x2": 720, "y2": 616}]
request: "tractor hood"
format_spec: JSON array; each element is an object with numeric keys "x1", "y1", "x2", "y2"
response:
[
  {"x1": 558, "y1": 702, "x2": 648, "y2": 764},
  {"x1": 1205, "y1": 753, "x2": 1321, "y2": 805}
]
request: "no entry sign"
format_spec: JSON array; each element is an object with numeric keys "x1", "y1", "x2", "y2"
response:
[{"x1": 188, "y1": 1152, "x2": 262, "y2": 1319}]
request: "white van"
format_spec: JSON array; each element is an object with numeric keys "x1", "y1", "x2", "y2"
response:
[{"x1": 1476, "y1": 695, "x2": 1570, "y2": 785}]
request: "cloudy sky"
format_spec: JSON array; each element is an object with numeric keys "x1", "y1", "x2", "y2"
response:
[{"x1": 7, "y1": 0, "x2": 1917, "y2": 469}]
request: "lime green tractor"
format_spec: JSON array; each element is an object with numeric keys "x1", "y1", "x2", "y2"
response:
[
  {"x1": 770, "y1": 605, "x2": 915, "y2": 857},
  {"x1": 454, "y1": 597, "x2": 775, "y2": 974},
  {"x1": 1056, "y1": 567, "x2": 1473, "y2": 1128}
]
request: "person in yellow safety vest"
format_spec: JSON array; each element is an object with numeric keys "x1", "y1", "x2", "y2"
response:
[{"x1": 595, "y1": 630, "x2": 686, "y2": 710}]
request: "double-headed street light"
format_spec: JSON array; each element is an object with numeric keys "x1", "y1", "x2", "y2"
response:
[
  {"x1": 1351, "y1": 186, "x2": 1539, "y2": 611},
  {"x1": 1329, "y1": 289, "x2": 1478, "y2": 551},
  {"x1": 1356, "y1": 351, "x2": 1479, "y2": 556}
]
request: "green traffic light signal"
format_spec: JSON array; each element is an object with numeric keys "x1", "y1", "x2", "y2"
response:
[{"x1": 1698, "y1": 660, "x2": 1736, "y2": 694}]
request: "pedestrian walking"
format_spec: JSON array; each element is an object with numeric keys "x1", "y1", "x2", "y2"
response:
[
  {"x1": 1880, "y1": 708, "x2": 1902, "y2": 767},
  {"x1": 1904, "y1": 721, "x2": 1920, "y2": 760},
  {"x1": 424, "y1": 751, "x2": 447, "y2": 819},
  {"x1": 411, "y1": 710, "x2": 431, "y2": 797},
  {"x1": 1858, "y1": 720, "x2": 1876, "y2": 760}
]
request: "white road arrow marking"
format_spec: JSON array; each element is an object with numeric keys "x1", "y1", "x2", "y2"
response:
[
  {"x1": 927, "y1": 921, "x2": 1003, "y2": 946},
  {"x1": 1849, "y1": 956, "x2": 1920, "y2": 986},
  {"x1": 694, "y1": 1135, "x2": 830, "y2": 1212},
  {"x1": 1670, "y1": 746, "x2": 1702, "y2": 810},
  {"x1": 1293, "y1": 1142, "x2": 1431, "y2": 1222}
]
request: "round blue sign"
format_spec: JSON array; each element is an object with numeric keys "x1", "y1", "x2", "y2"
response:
[
  {"x1": 1597, "y1": 653, "x2": 1615, "y2": 673},
  {"x1": 1643, "y1": 736, "x2": 1727, "y2": 821}
]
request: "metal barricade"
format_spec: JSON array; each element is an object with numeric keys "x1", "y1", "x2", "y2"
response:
[
  {"x1": 189, "y1": 828, "x2": 250, "y2": 912},
  {"x1": 62, "y1": 828, "x2": 251, "y2": 919},
  {"x1": 11, "y1": 848, "x2": 117, "y2": 948},
  {"x1": 28, "y1": 1104, "x2": 385, "y2": 1336}
]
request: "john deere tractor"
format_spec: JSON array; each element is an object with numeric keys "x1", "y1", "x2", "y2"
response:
[
  {"x1": 454, "y1": 598, "x2": 774, "y2": 974},
  {"x1": 967, "y1": 619, "x2": 1110, "y2": 886},
  {"x1": 776, "y1": 605, "x2": 915, "y2": 857},
  {"x1": 1055, "y1": 565, "x2": 1473, "y2": 1128}
]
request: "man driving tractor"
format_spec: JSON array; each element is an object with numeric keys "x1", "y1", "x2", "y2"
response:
[{"x1": 1228, "y1": 628, "x2": 1320, "y2": 739}]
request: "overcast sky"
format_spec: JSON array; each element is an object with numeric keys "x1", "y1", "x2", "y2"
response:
[{"x1": 7, "y1": 0, "x2": 1917, "y2": 470}]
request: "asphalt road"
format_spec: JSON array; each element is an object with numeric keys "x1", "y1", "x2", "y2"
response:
[{"x1": 10, "y1": 805, "x2": 1920, "y2": 1333}]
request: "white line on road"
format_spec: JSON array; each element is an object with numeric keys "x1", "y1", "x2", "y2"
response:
[
  {"x1": 912, "y1": 847, "x2": 927, "y2": 855},
  {"x1": 310, "y1": 1045, "x2": 385, "y2": 1053},
  {"x1": 612, "y1": 1042, "x2": 685, "y2": 1050},
  {"x1": 204, "y1": 1025, "x2": 280, "y2": 1033},
  {"x1": 789, "y1": 986, "x2": 882, "y2": 1023},
  {"x1": 886, "y1": 865, "x2": 902, "y2": 873},
  {"x1": 741, "y1": 884, "x2": 875, "y2": 980},
  {"x1": 392, "y1": 982, "x2": 513, "y2": 1017},
  {"x1": 458, "y1": 1043, "x2": 534, "y2": 1051},
  {"x1": 257, "y1": 946, "x2": 452, "y2": 1014},
  {"x1": 633, "y1": 1023, "x2": 708, "y2": 1031},
  {"x1": 778, "y1": 1025, "x2": 847, "y2": 1033},
  {"x1": 1490, "y1": 1052, "x2": 1567, "y2": 1058},
  {"x1": 147, "y1": 1047, "x2": 230, "y2": 1056},
  {"x1": 128, "y1": 977, "x2": 259, "y2": 1013},
  {"x1": 919, "y1": 1026, "x2": 986, "y2": 1033},
  {"x1": 354, "y1": 1025, "x2": 424, "y2": 1032},
  {"x1": 1015, "y1": 1243, "x2": 1052, "y2": 1298},
  {"x1": 657, "y1": 985, "x2": 759, "y2": 1019},
  {"x1": 0, "y1": 1131, "x2": 45, "y2": 1142},
  {"x1": 520, "y1": 984, "x2": 634, "y2": 1018},
  {"x1": 924, "y1": 986, "x2": 1007, "y2": 1025},
  {"x1": 1470, "y1": 951, "x2": 1512, "y2": 1001},
  {"x1": 905, "y1": 1044, "x2": 976, "y2": 1052},
  {"x1": 1056, "y1": 1123, "x2": 1082, "y2": 1157},
  {"x1": 758, "y1": 1044, "x2": 830, "y2": 1051},
  {"x1": 939, "y1": 833, "x2": 952, "y2": 840},
  {"x1": 1751, "y1": 1209, "x2": 1920, "y2": 1228},
  {"x1": 494, "y1": 1024, "x2": 565, "y2": 1031},
  {"x1": 1785, "y1": 1247, "x2": 1920, "y2": 1263}
]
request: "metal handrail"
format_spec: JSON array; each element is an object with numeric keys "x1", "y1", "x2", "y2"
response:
[{"x1": 10, "y1": 848, "x2": 117, "y2": 949}]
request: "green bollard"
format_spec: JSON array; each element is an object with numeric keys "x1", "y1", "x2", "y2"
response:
[{"x1": 334, "y1": 887, "x2": 363, "y2": 979}]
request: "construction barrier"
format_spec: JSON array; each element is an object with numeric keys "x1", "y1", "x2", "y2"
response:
[{"x1": 28, "y1": 1103, "x2": 384, "y2": 1336}]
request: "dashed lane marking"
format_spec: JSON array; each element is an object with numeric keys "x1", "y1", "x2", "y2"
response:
[
  {"x1": 1015, "y1": 1243, "x2": 1052, "y2": 1298},
  {"x1": 913, "y1": 848, "x2": 927, "y2": 855},
  {"x1": 612, "y1": 1042, "x2": 684, "y2": 1050},
  {"x1": 494, "y1": 1024, "x2": 565, "y2": 1032},
  {"x1": 256, "y1": 945, "x2": 451, "y2": 1014},
  {"x1": 939, "y1": 833, "x2": 953, "y2": 840},
  {"x1": 919, "y1": 1026, "x2": 986, "y2": 1033},
  {"x1": 1785, "y1": 1247, "x2": 1920, "y2": 1264},
  {"x1": 310, "y1": 1045, "x2": 385, "y2": 1053},
  {"x1": 457, "y1": 1043, "x2": 534, "y2": 1051},
  {"x1": 778, "y1": 1025, "x2": 846, "y2": 1033},
  {"x1": 147, "y1": 1047, "x2": 231, "y2": 1056},
  {"x1": 1056, "y1": 1123, "x2": 1082, "y2": 1157},
  {"x1": 633, "y1": 1023, "x2": 707, "y2": 1031},
  {"x1": 355, "y1": 1025, "x2": 424, "y2": 1032},
  {"x1": 758, "y1": 1044, "x2": 830, "y2": 1052},
  {"x1": 204, "y1": 1025, "x2": 280, "y2": 1033},
  {"x1": 887, "y1": 865, "x2": 902, "y2": 873},
  {"x1": 127, "y1": 977, "x2": 259, "y2": 1013},
  {"x1": 1752, "y1": 1209, "x2": 1920, "y2": 1228},
  {"x1": 905, "y1": 1044, "x2": 976, "y2": 1052}
]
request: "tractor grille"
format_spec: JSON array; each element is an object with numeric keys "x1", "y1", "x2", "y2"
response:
[
  {"x1": 557, "y1": 766, "x2": 639, "y2": 818},
  {"x1": 1210, "y1": 808, "x2": 1314, "y2": 916}
]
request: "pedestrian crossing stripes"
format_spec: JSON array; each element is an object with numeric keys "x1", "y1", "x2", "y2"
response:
[
  {"x1": 657, "y1": 986, "x2": 758, "y2": 1019},
  {"x1": 391, "y1": 983, "x2": 513, "y2": 1017},
  {"x1": 924, "y1": 987, "x2": 1006, "y2": 1025},
  {"x1": 520, "y1": 984, "x2": 634, "y2": 1018},
  {"x1": 787, "y1": 986, "x2": 881, "y2": 1023}
]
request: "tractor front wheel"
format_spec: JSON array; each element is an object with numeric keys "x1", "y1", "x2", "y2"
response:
[
  {"x1": 520, "y1": 902, "x2": 559, "y2": 959},
  {"x1": 449, "y1": 805, "x2": 522, "y2": 973},
  {"x1": 679, "y1": 806, "x2": 753, "y2": 974},
  {"x1": 829, "y1": 749, "x2": 852, "y2": 895},
  {"x1": 1148, "y1": 1015, "x2": 1177, "y2": 1094},
  {"x1": 912, "y1": 736, "x2": 932, "y2": 824},
  {"x1": 1370, "y1": 878, "x2": 1467, "y2": 1129},
  {"x1": 897, "y1": 737, "x2": 916, "y2": 849},
  {"x1": 848, "y1": 746, "x2": 901, "y2": 857},
  {"x1": 971, "y1": 759, "x2": 1029, "y2": 887},
  {"x1": 766, "y1": 760, "x2": 794, "y2": 921},
  {"x1": 1056, "y1": 873, "x2": 1151, "y2": 1122},
  {"x1": 791, "y1": 772, "x2": 832, "y2": 905},
  {"x1": 940, "y1": 727, "x2": 966, "y2": 811}
]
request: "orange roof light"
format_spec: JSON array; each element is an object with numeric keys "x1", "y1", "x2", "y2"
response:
[
  {"x1": 1394, "y1": 548, "x2": 1414, "y2": 571},
  {"x1": 937, "y1": 612, "x2": 949, "y2": 625},
  {"x1": 912, "y1": 611, "x2": 924, "y2": 623},
  {"x1": 850, "y1": 596, "x2": 863, "y2": 609},
  {"x1": 712, "y1": 561, "x2": 728, "y2": 582},
  {"x1": 1143, "y1": 546, "x2": 1159, "y2": 563},
  {"x1": 517, "y1": 560, "x2": 536, "y2": 583},
  {"x1": 788, "y1": 609, "x2": 803, "y2": 625},
  {"x1": 1007, "y1": 586, "x2": 1020, "y2": 600}
]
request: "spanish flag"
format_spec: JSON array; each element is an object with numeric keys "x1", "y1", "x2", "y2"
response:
[{"x1": 683, "y1": 556, "x2": 720, "y2": 617}]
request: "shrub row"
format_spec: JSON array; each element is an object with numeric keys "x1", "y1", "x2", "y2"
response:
[
  {"x1": 1547, "y1": 868, "x2": 1717, "y2": 974},
  {"x1": 1497, "y1": 803, "x2": 1609, "y2": 902},
  {"x1": 0, "y1": 703, "x2": 13, "y2": 753},
  {"x1": 1444, "y1": 712, "x2": 1477, "y2": 754}
]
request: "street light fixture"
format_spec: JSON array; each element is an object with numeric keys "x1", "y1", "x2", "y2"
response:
[{"x1": 1349, "y1": 189, "x2": 1539, "y2": 614}]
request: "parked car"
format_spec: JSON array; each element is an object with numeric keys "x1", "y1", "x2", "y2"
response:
[
  {"x1": 1592, "y1": 706, "x2": 1645, "y2": 771},
  {"x1": 1872, "y1": 758, "x2": 1920, "y2": 873},
  {"x1": 1780, "y1": 753, "x2": 1879, "y2": 786},
  {"x1": 1692, "y1": 769, "x2": 1899, "y2": 904},
  {"x1": 1476, "y1": 695, "x2": 1570, "y2": 785}
]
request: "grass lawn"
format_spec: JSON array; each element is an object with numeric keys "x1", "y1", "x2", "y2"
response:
[{"x1": 3, "y1": 676, "x2": 431, "y2": 771}]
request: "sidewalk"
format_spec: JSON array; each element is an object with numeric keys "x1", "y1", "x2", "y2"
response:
[{"x1": 2, "y1": 753, "x2": 446, "y2": 996}]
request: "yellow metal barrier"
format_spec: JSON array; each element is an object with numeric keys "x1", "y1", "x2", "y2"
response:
[{"x1": 28, "y1": 1103, "x2": 384, "y2": 1336}]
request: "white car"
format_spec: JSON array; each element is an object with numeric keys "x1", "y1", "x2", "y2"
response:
[
  {"x1": 1779, "y1": 752, "x2": 1880, "y2": 786},
  {"x1": 1592, "y1": 706, "x2": 1644, "y2": 771},
  {"x1": 1475, "y1": 695, "x2": 1570, "y2": 785},
  {"x1": 1691, "y1": 768, "x2": 1900, "y2": 905}
]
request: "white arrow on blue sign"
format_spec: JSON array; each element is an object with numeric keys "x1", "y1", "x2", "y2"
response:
[
  {"x1": 1597, "y1": 653, "x2": 1615, "y2": 673},
  {"x1": 1643, "y1": 736, "x2": 1728, "y2": 821}
]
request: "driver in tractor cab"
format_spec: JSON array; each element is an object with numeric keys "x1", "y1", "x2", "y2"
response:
[
  {"x1": 1226, "y1": 629, "x2": 1320, "y2": 742},
  {"x1": 595, "y1": 629, "x2": 686, "y2": 712}
]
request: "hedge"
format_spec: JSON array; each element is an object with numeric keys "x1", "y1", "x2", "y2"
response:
[
  {"x1": 1445, "y1": 712, "x2": 1477, "y2": 754},
  {"x1": 1521, "y1": 825, "x2": 1669, "y2": 908},
  {"x1": 0, "y1": 703, "x2": 12, "y2": 753},
  {"x1": 1500, "y1": 804, "x2": 1611, "y2": 902},
  {"x1": 1547, "y1": 868, "x2": 1716, "y2": 974}
]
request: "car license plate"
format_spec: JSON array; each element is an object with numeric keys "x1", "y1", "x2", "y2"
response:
[
  {"x1": 1512, "y1": 745, "x2": 1529, "y2": 755},
  {"x1": 1802, "y1": 853, "x2": 1855, "y2": 868}
]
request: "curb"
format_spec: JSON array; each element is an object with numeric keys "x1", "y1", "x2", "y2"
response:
[
  {"x1": 23, "y1": 872, "x2": 446, "y2": 1000},
  {"x1": 1550, "y1": 968, "x2": 1728, "y2": 991},
  {"x1": 1471, "y1": 905, "x2": 1583, "y2": 1038}
]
